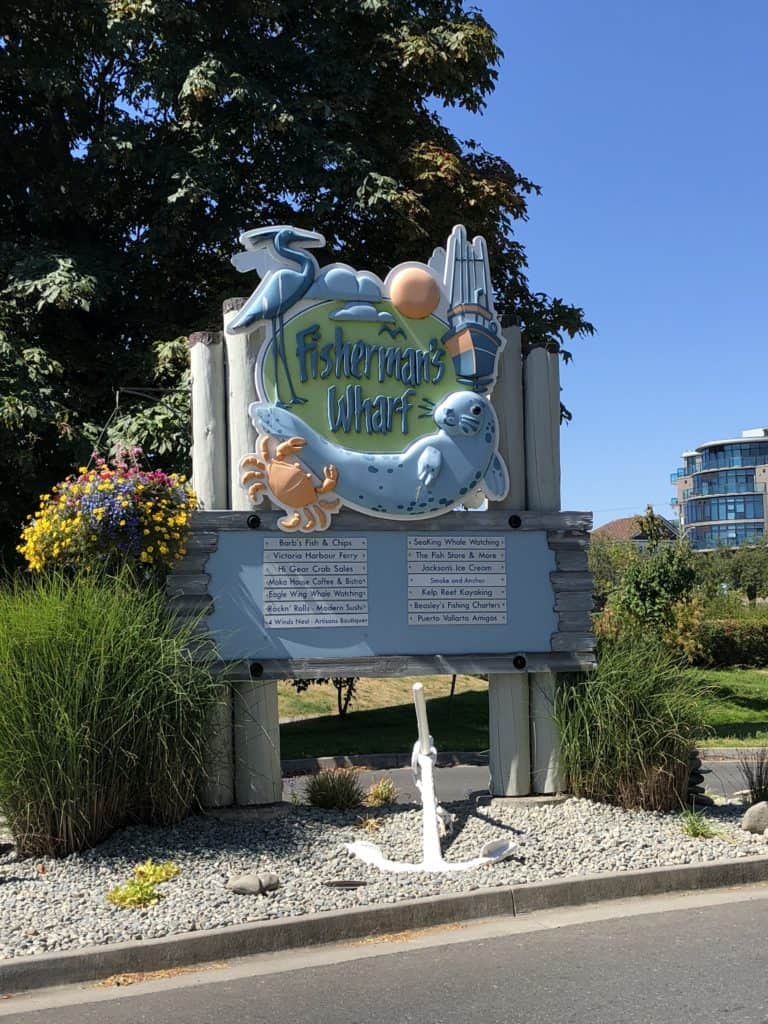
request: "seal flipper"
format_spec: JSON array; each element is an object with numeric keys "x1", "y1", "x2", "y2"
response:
[
  {"x1": 483, "y1": 452, "x2": 509, "y2": 501},
  {"x1": 417, "y1": 446, "x2": 442, "y2": 489}
]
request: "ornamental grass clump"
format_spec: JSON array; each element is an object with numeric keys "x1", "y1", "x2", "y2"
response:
[
  {"x1": 554, "y1": 637, "x2": 708, "y2": 812},
  {"x1": 365, "y1": 777, "x2": 398, "y2": 807},
  {"x1": 17, "y1": 447, "x2": 196, "y2": 575},
  {"x1": 305, "y1": 768, "x2": 364, "y2": 810},
  {"x1": 0, "y1": 571, "x2": 220, "y2": 858}
]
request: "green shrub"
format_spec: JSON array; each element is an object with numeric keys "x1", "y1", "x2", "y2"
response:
[
  {"x1": 305, "y1": 768, "x2": 364, "y2": 810},
  {"x1": 554, "y1": 637, "x2": 708, "y2": 811},
  {"x1": 0, "y1": 570, "x2": 220, "y2": 857},
  {"x1": 697, "y1": 620, "x2": 768, "y2": 667}
]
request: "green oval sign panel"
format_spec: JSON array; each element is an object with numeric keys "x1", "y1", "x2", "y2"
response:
[{"x1": 261, "y1": 301, "x2": 459, "y2": 455}]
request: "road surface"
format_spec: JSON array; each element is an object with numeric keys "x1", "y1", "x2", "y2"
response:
[
  {"x1": 283, "y1": 758, "x2": 747, "y2": 804},
  {"x1": 4, "y1": 884, "x2": 768, "y2": 1023}
]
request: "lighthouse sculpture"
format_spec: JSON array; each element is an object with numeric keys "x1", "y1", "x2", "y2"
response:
[{"x1": 437, "y1": 225, "x2": 504, "y2": 394}]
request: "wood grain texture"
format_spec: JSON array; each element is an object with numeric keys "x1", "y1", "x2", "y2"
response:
[
  {"x1": 223, "y1": 308, "x2": 264, "y2": 511},
  {"x1": 554, "y1": 591, "x2": 595, "y2": 611},
  {"x1": 490, "y1": 326, "x2": 525, "y2": 509},
  {"x1": 524, "y1": 347, "x2": 561, "y2": 512},
  {"x1": 240, "y1": 651, "x2": 596, "y2": 680},
  {"x1": 166, "y1": 574, "x2": 211, "y2": 598},
  {"x1": 555, "y1": 549, "x2": 589, "y2": 572},
  {"x1": 185, "y1": 531, "x2": 219, "y2": 551},
  {"x1": 190, "y1": 508, "x2": 593, "y2": 533},
  {"x1": 557, "y1": 610, "x2": 593, "y2": 631},
  {"x1": 171, "y1": 552, "x2": 211, "y2": 574},
  {"x1": 190, "y1": 327, "x2": 228, "y2": 509},
  {"x1": 547, "y1": 532, "x2": 590, "y2": 550},
  {"x1": 551, "y1": 632, "x2": 598, "y2": 652},
  {"x1": 550, "y1": 571, "x2": 594, "y2": 592},
  {"x1": 167, "y1": 595, "x2": 214, "y2": 617}
]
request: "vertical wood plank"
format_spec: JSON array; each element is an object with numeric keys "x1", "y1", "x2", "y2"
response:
[
  {"x1": 189, "y1": 331, "x2": 228, "y2": 510},
  {"x1": 490, "y1": 326, "x2": 525, "y2": 509},
  {"x1": 488, "y1": 325, "x2": 530, "y2": 795},
  {"x1": 488, "y1": 673, "x2": 530, "y2": 796},
  {"x1": 233, "y1": 680, "x2": 282, "y2": 805},
  {"x1": 526, "y1": 346, "x2": 564, "y2": 793},
  {"x1": 525, "y1": 347, "x2": 561, "y2": 513},
  {"x1": 529, "y1": 670, "x2": 563, "y2": 794},
  {"x1": 199, "y1": 681, "x2": 234, "y2": 808},
  {"x1": 223, "y1": 301, "x2": 264, "y2": 511}
]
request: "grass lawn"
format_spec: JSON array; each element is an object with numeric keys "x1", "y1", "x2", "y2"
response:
[
  {"x1": 279, "y1": 675, "x2": 488, "y2": 759},
  {"x1": 278, "y1": 668, "x2": 768, "y2": 759},
  {"x1": 697, "y1": 667, "x2": 768, "y2": 746}
]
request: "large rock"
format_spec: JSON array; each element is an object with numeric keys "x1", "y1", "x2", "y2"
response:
[
  {"x1": 226, "y1": 871, "x2": 280, "y2": 895},
  {"x1": 741, "y1": 801, "x2": 768, "y2": 834}
]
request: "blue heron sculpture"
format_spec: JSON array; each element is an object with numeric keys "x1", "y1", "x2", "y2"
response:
[{"x1": 229, "y1": 226, "x2": 324, "y2": 407}]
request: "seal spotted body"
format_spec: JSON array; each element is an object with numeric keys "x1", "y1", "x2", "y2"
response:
[{"x1": 248, "y1": 391, "x2": 508, "y2": 519}]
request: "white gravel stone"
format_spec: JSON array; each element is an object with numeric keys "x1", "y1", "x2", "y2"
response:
[{"x1": 0, "y1": 798, "x2": 764, "y2": 960}]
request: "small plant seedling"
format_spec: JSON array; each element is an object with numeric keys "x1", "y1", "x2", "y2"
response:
[
  {"x1": 357, "y1": 815, "x2": 383, "y2": 834},
  {"x1": 680, "y1": 809, "x2": 720, "y2": 839},
  {"x1": 107, "y1": 859, "x2": 181, "y2": 909},
  {"x1": 133, "y1": 859, "x2": 181, "y2": 884},
  {"x1": 365, "y1": 777, "x2": 397, "y2": 807}
]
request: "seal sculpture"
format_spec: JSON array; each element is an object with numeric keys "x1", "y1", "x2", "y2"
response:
[{"x1": 246, "y1": 390, "x2": 508, "y2": 520}]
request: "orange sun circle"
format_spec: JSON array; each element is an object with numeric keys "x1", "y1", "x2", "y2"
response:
[{"x1": 389, "y1": 267, "x2": 440, "y2": 320}]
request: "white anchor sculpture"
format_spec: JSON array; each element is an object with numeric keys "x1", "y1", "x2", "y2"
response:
[{"x1": 346, "y1": 682, "x2": 516, "y2": 873}]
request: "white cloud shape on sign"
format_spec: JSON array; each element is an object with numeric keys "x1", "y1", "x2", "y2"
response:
[
  {"x1": 310, "y1": 266, "x2": 382, "y2": 301},
  {"x1": 329, "y1": 303, "x2": 395, "y2": 323}
]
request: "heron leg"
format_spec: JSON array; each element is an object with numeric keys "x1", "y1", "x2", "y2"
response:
[
  {"x1": 271, "y1": 318, "x2": 283, "y2": 406},
  {"x1": 276, "y1": 312, "x2": 306, "y2": 406}
]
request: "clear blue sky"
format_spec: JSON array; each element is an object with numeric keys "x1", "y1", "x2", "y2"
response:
[{"x1": 442, "y1": 1, "x2": 768, "y2": 526}]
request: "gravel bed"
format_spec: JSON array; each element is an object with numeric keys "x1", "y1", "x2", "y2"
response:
[{"x1": 0, "y1": 797, "x2": 765, "y2": 960}]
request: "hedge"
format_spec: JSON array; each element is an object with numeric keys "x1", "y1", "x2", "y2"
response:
[{"x1": 698, "y1": 619, "x2": 768, "y2": 668}]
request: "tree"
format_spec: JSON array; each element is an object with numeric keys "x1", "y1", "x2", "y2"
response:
[
  {"x1": 729, "y1": 542, "x2": 768, "y2": 605},
  {"x1": 1, "y1": 0, "x2": 594, "y2": 560}
]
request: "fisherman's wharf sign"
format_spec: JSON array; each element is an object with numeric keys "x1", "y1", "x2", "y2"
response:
[{"x1": 228, "y1": 224, "x2": 509, "y2": 531}]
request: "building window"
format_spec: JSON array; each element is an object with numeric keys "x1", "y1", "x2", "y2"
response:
[
  {"x1": 698, "y1": 443, "x2": 768, "y2": 471},
  {"x1": 684, "y1": 495, "x2": 764, "y2": 523},
  {"x1": 687, "y1": 522, "x2": 765, "y2": 549},
  {"x1": 692, "y1": 469, "x2": 756, "y2": 496}
]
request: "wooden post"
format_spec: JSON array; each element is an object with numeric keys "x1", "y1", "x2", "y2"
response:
[
  {"x1": 233, "y1": 678, "x2": 282, "y2": 805},
  {"x1": 488, "y1": 326, "x2": 530, "y2": 796},
  {"x1": 188, "y1": 331, "x2": 228, "y2": 510},
  {"x1": 223, "y1": 299, "x2": 263, "y2": 512},
  {"x1": 223, "y1": 298, "x2": 282, "y2": 805},
  {"x1": 525, "y1": 345, "x2": 563, "y2": 794},
  {"x1": 200, "y1": 680, "x2": 234, "y2": 808}
]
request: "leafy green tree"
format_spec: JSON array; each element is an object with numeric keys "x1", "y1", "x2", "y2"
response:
[
  {"x1": 729, "y1": 542, "x2": 768, "y2": 605},
  {"x1": 614, "y1": 543, "x2": 697, "y2": 627},
  {"x1": 1, "y1": 0, "x2": 593, "y2": 560},
  {"x1": 588, "y1": 535, "x2": 640, "y2": 612},
  {"x1": 597, "y1": 507, "x2": 696, "y2": 629}
]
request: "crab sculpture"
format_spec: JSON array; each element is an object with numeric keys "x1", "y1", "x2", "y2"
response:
[{"x1": 240, "y1": 435, "x2": 340, "y2": 532}]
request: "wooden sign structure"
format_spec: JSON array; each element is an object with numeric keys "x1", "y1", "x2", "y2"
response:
[{"x1": 173, "y1": 225, "x2": 595, "y2": 806}]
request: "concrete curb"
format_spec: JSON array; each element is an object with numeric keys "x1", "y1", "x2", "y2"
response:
[
  {"x1": 3, "y1": 855, "x2": 768, "y2": 997},
  {"x1": 699, "y1": 747, "x2": 765, "y2": 761}
]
